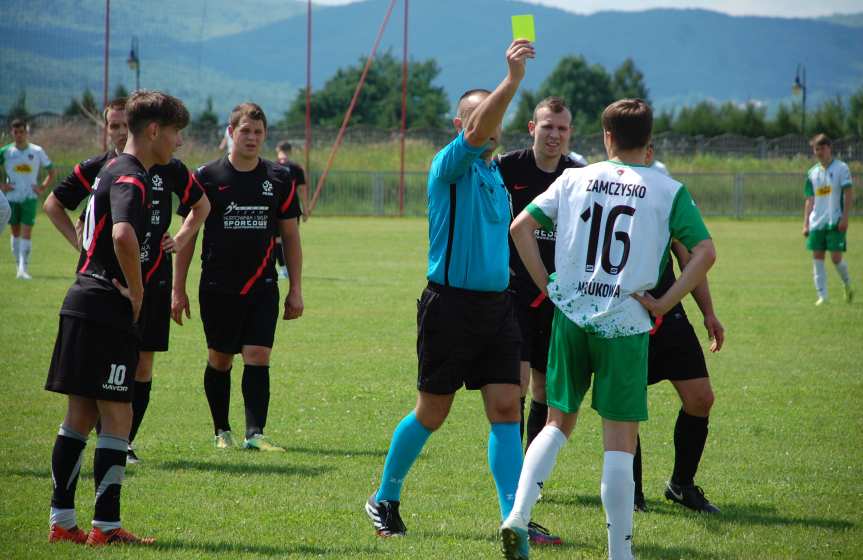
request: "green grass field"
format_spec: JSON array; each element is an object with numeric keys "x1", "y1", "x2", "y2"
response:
[{"x1": 1, "y1": 216, "x2": 861, "y2": 559}]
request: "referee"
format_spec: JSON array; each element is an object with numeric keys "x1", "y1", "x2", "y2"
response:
[{"x1": 365, "y1": 39, "x2": 535, "y2": 538}]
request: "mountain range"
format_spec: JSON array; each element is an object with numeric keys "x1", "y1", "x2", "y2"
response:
[{"x1": 1, "y1": 0, "x2": 862, "y2": 120}]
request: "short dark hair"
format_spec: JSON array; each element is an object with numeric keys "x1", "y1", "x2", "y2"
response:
[
  {"x1": 10, "y1": 119, "x2": 26, "y2": 129},
  {"x1": 532, "y1": 96, "x2": 570, "y2": 122},
  {"x1": 810, "y1": 133, "x2": 832, "y2": 147},
  {"x1": 601, "y1": 98, "x2": 652, "y2": 151},
  {"x1": 125, "y1": 90, "x2": 189, "y2": 135},
  {"x1": 230, "y1": 102, "x2": 267, "y2": 130},
  {"x1": 103, "y1": 97, "x2": 127, "y2": 123},
  {"x1": 276, "y1": 140, "x2": 292, "y2": 154},
  {"x1": 456, "y1": 89, "x2": 491, "y2": 120}
]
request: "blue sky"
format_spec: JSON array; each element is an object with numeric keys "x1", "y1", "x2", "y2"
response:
[{"x1": 311, "y1": 0, "x2": 863, "y2": 18}]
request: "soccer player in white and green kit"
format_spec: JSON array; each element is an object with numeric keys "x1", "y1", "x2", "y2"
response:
[
  {"x1": 500, "y1": 99, "x2": 716, "y2": 560},
  {"x1": 0, "y1": 118, "x2": 56, "y2": 279},
  {"x1": 803, "y1": 133, "x2": 854, "y2": 305}
]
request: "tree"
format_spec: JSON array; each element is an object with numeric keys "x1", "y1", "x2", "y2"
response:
[
  {"x1": 653, "y1": 110, "x2": 674, "y2": 134},
  {"x1": 768, "y1": 102, "x2": 799, "y2": 137},
  {"x1": 113, "y1": 84, "x2": 130, "y2": 100},
  {"x1": 64, "y1": 89, "x2": 99, "y2": 119},
  {"x1": 507, "y1": 55, "x2": 617, "y2": 134},
  {"x1": 718, "y1": 102, "x2": 767, "y2": 137},
  {"x1": 8, "y1": 90, "x2": 29, "y2": 122},
  {"x1": 190, "y1": 96, "x2": 220, "y2": 138},
  {"x1": 672, "y1": 101, "x2": 723, "y2": 137},
  {"x1": 282, "y1": 52, "x2": 449, "y2": 129},
  {"x1": 611, "y1": 58, "x2": 649, "y2": 101},
  {"x1": 810, "y1": 96, "x2": 847, "y2": 139},
  {"x1": 847, "y1": 86, "x2": 863, "y2": 138}
]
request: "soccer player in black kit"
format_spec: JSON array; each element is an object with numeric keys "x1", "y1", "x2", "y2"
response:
[
  {"x1": 496, "y1": 96, "x2": 584, "y2": 546},
  {"x1": 44, "y1": 98, "x2": 210, "y2": 464},
  {"x1": 44, "y1": 90, "x2": 189, "y2": 546},
  {"x1": 174, "y1": 102, "x2": 304, "y2": 452}
]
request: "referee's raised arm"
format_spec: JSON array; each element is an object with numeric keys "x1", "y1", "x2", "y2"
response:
[{"x1": 464, "y1": 39, "x2": 535, "y2": 148}]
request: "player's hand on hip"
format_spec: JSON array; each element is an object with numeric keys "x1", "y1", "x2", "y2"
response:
[
  {"x1": 632, "y1": 291, "x2": 670, "y2": 317},
  {"x1": 0, "y1": 183, "x2": 11, "y2": 193},
  {"x1": 506, "y1": 39, "x2": 535, "y2": 82},
  {"x1": 284, "y1": 290, "x2": 304, "y2": 320},
  {"x1": 703, "y1": 313, "x2": 724, "y2": 352},
  {"x1": 171, "y1": 289, "x2": 191, "y2": 325},
  {"x1": 113, "y1": 279, "x2": 143, "y2": 323},
  {"x1": 838, "y1": 217, "x2": 849, "y2": 232},
  {"x1": 160, "y1": 232, "x2": 177, "y2": 253}
]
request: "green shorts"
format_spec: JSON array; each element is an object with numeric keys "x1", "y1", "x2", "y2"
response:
[
  {"x1": 9, "y1": 199, "x2": 38, "y2": 226},
  {"x1": 546, "y1": 307, "x2": 648, "y2": 422},
  {"x1": 807, "y1": 227, "x2": 847, "y2": 252}
]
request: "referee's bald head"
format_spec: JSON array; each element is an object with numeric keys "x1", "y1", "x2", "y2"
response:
[{"x1": 456, "y1": 89, "x2": 492, "y2": 122}]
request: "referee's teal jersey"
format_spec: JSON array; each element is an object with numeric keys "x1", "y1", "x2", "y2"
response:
[{"x1": 426, "y1": 132, "x2": 512, "y2": 291}]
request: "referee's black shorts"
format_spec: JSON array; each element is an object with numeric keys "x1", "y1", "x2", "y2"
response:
[
  {"x1": 513, "y1": 281, "x2": 555, "y2": 373},
  {"x1": 200, "y1": 287, "x2": 279, "y2": 355},
  {"x1": 416, "y1": 282, "x2": 521, "y2": 395},
  {"x1": 139, "y1": 287, "x2": 171, "y2": 352},
  {"x1": 648, "y1": 311, "x2": 709, "y2": 385},
  {"x1": 45, "y1": 315, "x2": 139, "y2": 402}
]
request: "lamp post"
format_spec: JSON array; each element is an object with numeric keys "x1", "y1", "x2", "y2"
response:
[
  {"x1": 127, "y1": 36, "x2": 140, "y2": 91},
  {"x1": 792, "y1": 63, "x2": 807, "y2": 134}
]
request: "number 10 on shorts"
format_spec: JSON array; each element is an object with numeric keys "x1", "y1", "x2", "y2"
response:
[{"x1": 107, "y1": 363, "x2": 127, "y2": 385}]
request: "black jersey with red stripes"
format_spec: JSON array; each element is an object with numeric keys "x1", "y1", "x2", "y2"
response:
[
  {"x1": 183, "y1": 156, "x2": 301, "y2": 295},
  {"x1": 52, "y1": 149, "x2": 120, "y2": 210},
  {"x1": 141, "y1": 159, "x2": 204, "y2": 289},
  {"x1": 60, "y1": 154, "x2": 150, "y2": 331},
  {"x1": 279, "y1": 159, "x2": 306, "y2": 187},
  {"x1": 497, "y1": 149, "x2": 583, "y2": 293}
]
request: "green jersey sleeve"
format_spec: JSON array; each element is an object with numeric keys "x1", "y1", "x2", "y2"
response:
[
  {"x1": 526, "y1": 202, "x2": 554, "y2": 232},
  {"x1": 804, "y1": 177, "x2": 814, "y2": 197},
  {"x1": 669, "y1": 185, "x2": 710, "y2": 251}
]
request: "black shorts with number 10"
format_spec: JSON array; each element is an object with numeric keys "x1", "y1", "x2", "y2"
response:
[{"x1": 416, "y1": 283, "x2": 521, "y2": 394}]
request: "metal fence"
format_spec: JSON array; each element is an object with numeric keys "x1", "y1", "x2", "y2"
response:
[{"x1": 307, "y1": 170, "x2": 858, "y2": 219}]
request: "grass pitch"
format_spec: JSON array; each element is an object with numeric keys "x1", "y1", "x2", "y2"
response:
[{"x1": 0, "y1": 216, "x2": 861, "y2": 559}]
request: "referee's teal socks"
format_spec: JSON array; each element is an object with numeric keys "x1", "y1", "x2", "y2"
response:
[
  {"x1": 375, "y1": 411, "x2": 431, "y2": 503},
  {"x1": 489, "y1": 422, "x2": 523, "y2": 520}
]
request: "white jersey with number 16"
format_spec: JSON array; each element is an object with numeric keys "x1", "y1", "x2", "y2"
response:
[{"x1": 526, "y1": 160, "x2": 710, "y2": 338}]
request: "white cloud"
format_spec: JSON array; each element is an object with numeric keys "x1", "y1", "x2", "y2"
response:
[{"x1": 513, "y1": 0, "x2": 863, "y2": 18}]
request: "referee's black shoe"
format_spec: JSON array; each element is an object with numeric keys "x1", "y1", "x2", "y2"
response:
[
  {"x1": 664, "y1": 481, "x2": 720, "y2": 514},
  {"x1": 365, "y1": 494, "x2": 407, "y2": 537}
]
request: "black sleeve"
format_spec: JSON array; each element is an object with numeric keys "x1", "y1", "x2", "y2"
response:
[
  {"x1": 288, "y1": 163, "x2": 306, "y2": 186},
  {"x1": 171, "y1": 161, "x2": 205, "y2": 208},
  {"x1": 111, "y1": 174, "x2": 146, "y2": 227},
  {"x1": 53, "y1": 158, "x2": 99, "y2": 210},
  {"x1": 277, "y1": 168, "x2": 302, "y2": 220},
  {"x1": 177, "y1": 168, "x2": 204, "y2": 218}
]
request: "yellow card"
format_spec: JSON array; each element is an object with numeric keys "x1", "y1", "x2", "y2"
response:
[{"x1": 511, "y1": 14, "x2": 536, "y2": 42}]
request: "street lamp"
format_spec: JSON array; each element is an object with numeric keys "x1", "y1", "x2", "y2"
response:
[
  {"x1": 127, "y1": 36, "x2": 140, "y2": 91},
  {"x1": 792, "y1": 63, "x2": 806, "y2": 134}
]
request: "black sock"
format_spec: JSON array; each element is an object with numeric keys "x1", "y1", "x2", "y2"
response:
[
  {"x1": 671, "y1": 409, "x2": 709, "y2": 486},
  {"x1": 633, "y1": 434, "x2": 643, "y2": 498},
  {"x1": 519, "y1": 397, "x2": 526, "y2": 442},
  {"x1": 204, "y1": 364, "x2": 232, "y2": 435},
  {"x1": 242, "y1": 365, "x2": 270, "y2": 439},
  {"x1": 525, "y1": 399, "x2": 548, "y2": 450},
  {"x1": 128, "y1": 380, "x2": 152, "y2": 444},
  {"x1": 93, "y1": 435, "x2": 127, "y2": 527},
  {"x1": 51, "y1": 425, "x2": 87, "y2": 511}
]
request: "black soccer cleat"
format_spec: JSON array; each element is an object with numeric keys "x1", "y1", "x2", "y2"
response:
[
  {"x1": 126, "y1": 446, "x2": 140, "y2": 465},
  {"x1": 664, "y1": 481, "x2": 720, "y2": 513},
  {"x1": 634, "y1": 492, "x2": 647, "y2": 512},
  {"x1": 365, "y1": 494, "x2": 407, "y2": 537}
]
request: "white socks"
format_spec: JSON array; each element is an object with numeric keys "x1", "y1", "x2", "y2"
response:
[
  {"x1": 601, "y1": 451, "x2": 635, "y2": 560},
  {"x1": 835, "y1": 260, "x2": 850, "y2": 285},
  {"x1": 19, "y1": 238, "x2": 31, "y2": 272},
  {"x1": 11, "y1": 236, "x2": 19, "y2": 262},
  {"x1": 506, "y1": 425, "x2": 567, "y2": 527},
  {"x1": 814, "y1": 260, "x2": 827, "y2": 298}
]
